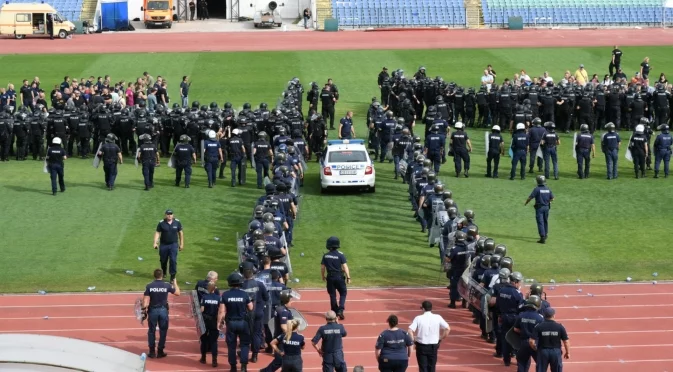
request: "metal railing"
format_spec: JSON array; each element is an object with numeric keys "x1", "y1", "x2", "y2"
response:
[
  {"x1": 317, "y1": 5, "x2": 467, "y2": 28},
  {"x1": 482, "y1": 5, "x2": 668, "y2": 28}
]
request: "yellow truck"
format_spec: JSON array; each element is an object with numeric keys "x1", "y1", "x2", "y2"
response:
[
  {"x1": 0, "y1": 3, "x2": 75, "y2": 39},
  {"x1": 140, "y1": 0, "x2": 175, "y2": 29}
]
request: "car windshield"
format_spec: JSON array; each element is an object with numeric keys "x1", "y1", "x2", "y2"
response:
[
  {"x1": 329, "y1": 150, "x2": 367, "y2": 163},
  {"x1": 147, "y1": 1, "x2": 169, "y2": 10},
  {"x1": 53, "y1": 13, "x2": 64, "y2": 22}
]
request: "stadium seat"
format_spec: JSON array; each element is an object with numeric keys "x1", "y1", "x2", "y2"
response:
[{"x1": 329, "y1": 0, "x2": 467, "y2": 26}]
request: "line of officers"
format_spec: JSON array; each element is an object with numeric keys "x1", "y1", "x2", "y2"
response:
[{"x1": 375, "y1": 66, "x2": 673, "y2": 134}]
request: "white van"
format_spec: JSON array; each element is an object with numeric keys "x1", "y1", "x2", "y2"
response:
[{"x1": 0, "y1": 3, "x2": 76, "y2": 39}]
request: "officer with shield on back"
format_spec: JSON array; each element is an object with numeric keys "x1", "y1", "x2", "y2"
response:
[
  {"x1": 260, "y1": 290, "x2": 295, "y2": 372},
  {"x1": 199, "y1": 280, "x2": 224, "y2": 368},
  {"x1": 142, "y1": 268, "x2": 181, "y2": 359},
  {"x1": 222, "y1": 272, "x2": 253, "y2": 372},
  {"x1": 495, "y1": 271, "x2": 525, "y2": 367},
  {"x1": 512, "y1": 295, "x2": 544, "y2": 372},
  {"x1": 321, "y1": 236, "x2": 351, "y2": 321},
  {"x1": 97, "y1": 133, "x2": 123, "y2": 190},
  {"x1": 203, "y1": 129, "x2": 223, "y2": 188},
  {"x1": 240, "y1": 261, "x2": 269, "y2": 364},
  {"x1": 137, "y1": 134, "x2": 159, "y2": 191},
  {"x1": 446, "y1": 231, "x2": 472, "y2": 309}
]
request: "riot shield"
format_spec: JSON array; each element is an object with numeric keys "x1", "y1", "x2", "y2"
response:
[
  {"x1": 200, "y1": 139, "x2": 205, "y2": 167},
  {"x1": 398, "y1": 159, "x2": 408, "y2": 178},
  {"x1": 384, "y1": 141, "x2": 394, "y2": 161},
  {"x1": 167, "y1": 150, "x2": 177, "y2": 169},
  {"x1": 506, "y1": 327, "x2": 520, "y2": 351},
  {"x1": 263, "y1": 176, "x2": 272, "y2": 186},
  {"x1": 134, "y1": 297, "x2": 144, "y2": 325},
  {"x1": 255, "y1": 272, "x2": 273, "y2": 331},
  {"x1": 428, "y1": 199, "x2": 445, "y2": 247},
  {"x1": 236, "y1": 232, "x2": 246, "y2": 266},
  {"x1": 190, "y1": 290, "x2": 207, "y2": 337},
  {"x1": 134, "y1": 148, "x2": 141, "y2": 168},
  {"x1": 92, "y1": 143, "x2": 103, "y2": 168},
  {"x1": 625, "y1": 134, "x2": 633, "y2": 161},
  {"x1": 536, "y1": 146, "x2": 543, "y2": 159},
  {"x1": 484, "y1": 131, "x2": 490, "y2": 155},
  {"x1": 43, "y1": 159, "x2": 48, "y2": 174},
  {"x1": 482, "y1": 293, "x2": 493, "y2": 333},
  {"x1": 572, "y1": 132, "x2": 578, "y2": 159}
]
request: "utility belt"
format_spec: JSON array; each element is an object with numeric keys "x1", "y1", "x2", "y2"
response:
[
  {"x1": 225, "y1": 316, "x2": 245, "y2": 322},
  {"x1": 534, "y1": 204, "x2": 549, "y2": 209},
  {"x1": 326, "y1": 271, "x2": 344, "y2": 278},
  {"x1": 150, "y1": 304, "x2": 168, "y2": 309}
]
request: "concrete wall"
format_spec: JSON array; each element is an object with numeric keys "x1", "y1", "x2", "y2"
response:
[{"x1": 226, "y1": 0, "x2": 310, "y2": 20}]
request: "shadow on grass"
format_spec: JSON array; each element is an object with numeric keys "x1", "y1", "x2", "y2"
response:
[{"x1": 4, "y1": 184, "x2": 54, "y2": 195}]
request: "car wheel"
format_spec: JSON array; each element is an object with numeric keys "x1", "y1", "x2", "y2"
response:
[
  {"x1": 167, "y1": 23, "x2": 172, "y2": 28},
  {"x1": 320, "y1": 186, "x2": 327, "y2": 194},
  {"x1": 58, "y1": 30, "x2": 68, "y2": 39},
  {"x1": 15, "y1": 34, "x2": 25, "y2": 39},
  {"x1": 368, "y1": 186, "x2": 376, "y2": 193},
  {"x1": 276, "y1": 23, "x2": 282, "y2": 27},
  {"x1": 254, "y1": 23, "x2": 259, "y2": 28}
]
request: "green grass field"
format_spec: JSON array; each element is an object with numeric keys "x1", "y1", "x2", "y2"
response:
[{"x1": 1, "y1": 46, "x2": 672, "y2": 293}]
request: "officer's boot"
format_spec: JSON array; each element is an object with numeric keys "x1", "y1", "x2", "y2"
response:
[
  {"x1": 240, "y1": 363, "x2": 248, "y2": 372},
  {"x1": 528, "y1": 166, "x2": 534, "y2": 174},
  {"x1": 212, "y1": 356, "x2": 218, "y2": 368},
  {"x1": 157, "y1": 348, "x2": 167, "y2": 358},
  {"x1": 148, "y1": 347, "x2": 156, "y2": 358},
  {"x1": 229, "y1": 365, "x2": 236, "y2": 372},
  {"x1": 448, "y1": 300, "x2": 456, "y2": 309},
  {"x1": 654, "y1": 171, "x2": 659, "y2": 178},
  {"x1": 251, "y1": 353, "x2": 258, "y2": 363},
  {"x1": 200, "y1": 353, "x2": 207, "y2": 364},
  {"x1": 464, "y1": 169, "x2": 469, "y2": 178},
  {"x1": 461, "y1": 299, "x2": 467, "y2": 308}
]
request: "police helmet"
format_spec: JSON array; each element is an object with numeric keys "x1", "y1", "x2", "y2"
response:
[
  {"x1": 492, "y1": 125, "x2": 501, "y2": 132},
  {"x1": 635, "y1": 124, "x2": 645, "y2": 134},
  {"x1": 227, "y1": 272, "x2": 244, "y2": 287},
  {"x1": 253, "y1": 204, "x2": 265, "y2": 218},
  {"x1": 397, "y1": 117, "x2": 405, "y2": 126},
  {"x1": 442, "y1": 190, "x2": 453, "y2": 200},
  {"x1": 454, "y1": 121, "x2": 464, "y2": 129},
  {"x1": 258, "y1": 131, "x2": 268, "y2": 140},
  {"x1": 385, "y1": 111, "x2": 394, "y2": 119},
  {"x1": 536, "y1": 175, "x2": 546, "y2": 185},
  {"x1": 199, "y1": 105, "x2": 208, "y2": 112},
  {"x1": 484, "y1": 238, "x2": 496, "y2": 254},
  {"x1": 532, "y1": 117, "x2": 542, "y2": 126},
  {"x1": 413, "y1": 135, "x2": 421, "y2": 143},
  {"x1": 137, "y1": 110, "x2": 147, "y2": 118},
  {"x1": 580, "y1": 124, "x2": 589, "y2": 132},
  {"x1": 422, "y1": 159, "x2": 432, "y2": 168},
  {"x1": 243, "y1": 103, "x2": 251, "y2": 110},
  {"x1": 280, "y1": 289, "x2": 292, "y2": 305},
  {"x1": 455, "y1": 231, "x2": 467, "y2": 242},
  {"x1": 490, "y1": 254, "x2": 502, "y2": 268},
  {"x1": 105, "y1": 133, "x2": 117, "y2": 143},
  {"x1": 232, "y1": 128, "x2": 241, "y2": 136},
  {"x1": 510, "y1": 271, "x2": 524, "y2": 283},
  {"x1": 253, "y1": 239, "x2": 267, "y2": 254},
  {"x1": 239, "y1": 260, "x2": 255, "y2": 275},
  {"x1": 413, "y1": 143, "x2": 423, "y2": 152},
  {"x1": 640, "y1": 117, "x2": 650, "y2": 125},
  {"x1": 427, "y1": 172, "x2": 437, "y2": 183},
  {"x1": 179, "y1": 134, "x2": 191, "y2": 143},
  {"x1": 433, "y1": 183, "x2": 444, "y2": 194},
  {"x1": 208, "y1": 130, "x2": 217, "y2": 140},
  {"x1": 659, "y1": 124, "x2": 670, "y2": 132},
  {"x1": 263, "y1": 222, "x2": 276, "y2": 234},
  {"x1": 467, "y1": 225, "x2": 479, "y2": 238},
  {"x1": 444, "y1": 199, "x2": 455, "y2": 210},
  {"x1": 544, "y1": 121, "x2": 555, "y2": 129},
  {"x1": 394, "y1": 124, "x2": 403, "y2": 133},
  {"x1": 326, "y1": 236, "x2": 340, "y2": 249},
  {"x1": 456, "y1": 217, "x2": 468, "y2": 227},
  {"x1": 499, "y1": 256, "x2": 514, "y2": 271},
  {"x1": 530, "y1": 283, "x2": 544, "y2": 296},
  {"x1": 526, "y1": 295, "x2": 542, "y2": 310},
  {"x1": 401, "y1": 128, "x2": 410, "y2": 136},
  {"x1": 494, "y1": 244, "x2": 507, "y2": 257},
  {"x1": 52, "y1": 137, "x2": 62, "y2": 145},
  {"x1": 420, "y1": 167, "x2": 430, "y2": 178},
  {"x1": 516, "y1": 123, "x2": 526, "y2": 131},
  {"x1": 432, "y1": 124, "x2": 442, "y2": 133},
  {"x1": 416, "y1": 154, "x2": 426, "y2": 163},
  {"x1": 287, "y1": 146, "x2": 296, "y2": 155},
  {"x1": 499, "y1": 268, "x2": 511, "y2": 281},
  {"x1": 171, "y1": 102, "x2": 180, "y2": 110},
  {"x1": 276, "y1": 153, "x2": 287, "y2": 163},
  {"x1": 141, "y1": 134, "x2": 152, "y2": 143},
  {"x1": 276, "y1": 182, "x2": 287, "y2": 192},
  {"x1": 224, "y1": 102, "x2": 232, "y2": 109},
  {"x1": 252, "y1": 229, "x2": 264, "y2": 242},
  {"x1": 262, "y1": 212, "x2": 275, "y2": 223},
  {"x1": 447, "y1": 206, "x2": 458, "y2": 219},
  {"x1": 436, "y1": 95, "x2": 444, "y2": 103},
  {"x1": 464, "y1": 210, "x2": 474, "y2": 220},
  {"x1": 480, "y1": 255, "x2": 492, "y2": 269}
]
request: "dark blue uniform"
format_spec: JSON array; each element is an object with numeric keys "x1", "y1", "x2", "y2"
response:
[
  {"x1": 510, "y1": 131, "x2": 528, "y2": 180},
  {"x1": 156, "y1": 218, "x2": 183, "y2": 281},
  {"x1": 222, "y1": 288, "x2": 252, "y2": 368},
  {"x1": 575, "y1": 132, "x2": 594, "y2": 178},
  {"x1": 312, "y1": 322, "x2": 348, "y2": 372},
  {"x1": 99, "y1": 142, "x2": 121, "y2": 188},
  {"x1": 139, "y1": 142, "x2": 158, "y2": 189},
  {"x1": 375, "y1": 329, "x2": 413, "y2": 372},
  {"x1": 278, "y1": 332, "x2": 305, "y2": 372},
  {"x1": 542, "y1": 131, "x2": 560, "y2": 179},
  {"x1": 601, "y1": 131, "x2": 621, "y2": 179},
  {"x1": 46, "y1": 146, "x2": 67, "y2": 194},
  {"x1": 529, "y1": 185, "x2": 554, "y2": 239},
  {"x1": 174, "y1": 143, "x2": 195, "y2": 187},
  {"x1": 254, "y1": 140, "x2": 272, "y2": 188},
  {"x1": 200, "y1": 292, "x2": 223, "y2": 359},
  {"x1": 527, "y1": 126, "x2": 546, "y2": 171},
  {"x1": 379, "y1": 118, "x2": 396, "y2": 162},
  {"x1": 265, "y1": 235, "x2": 285, "y2": 257},
  {"x1": 447, "y1": 242, "x2": 472, "y2": 302},
  {"x1": 532, "y1": 320, "x2": 569, "y2": 372},
  {"x1": 514, "y1": 309, "x2": 543, "y2": 372},
  {"x1": 392, "y1": 134, "x2": 412, "y2": 179},
  {"x1": 425, "y1": 132, "x2": 446, "y2": 174},
  {"x1": 450, "y1": 130, "x2": 470, "y2": 176},
  {"x1": 486, "y1": 132, "x2": 503, "y2": 177},
  {"x1": 339, "y1": 116, "x2": 353, "y2": 139},
  {"x1": 203, "y1": 139, "x2": 221, "y2": 186},
  {"x1": 242, "y1": 278, "x2": 270, "y2": 355},
  {"x1": 228, "y1": 135, "x2": 246, "y2": 186},
  {"x1": 144, "y1": 280, "x2": 175, "y2": 352},
  {"x1": 260, "y1": 305, "x2": 294, "y2": 372},
  {"x1": 495, "y1": 284, "x2": 524, "y2": 365},
  {"x1": 321, "y1": 250, "x2": 348, "y2": 314},
  {"x1": 654, "y1": 131, "x2": 672, "y2": 177},
  {"x1": 195, "y1": 279, "x2": 220, "y2": 302}
]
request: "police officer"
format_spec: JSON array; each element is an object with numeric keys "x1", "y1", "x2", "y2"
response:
[
  {"x1": 199, "y1": 280, "x2": 223, "y2": 367},
  {"x1": 529, "y1": 283, "x2": 551, "y2": 315},
  {"x1": 653, "y1": 124, "x2": 672, "y2": 178},
  {"x1": 241, "y1": 261, "x2": 270, "y2": 363},
  {"x1": 153, "y1": 209, "x2": 184, "y2": 283},
  {"x1": 529, "y1": 308, "x2": 570, "y2": 372},
  {"x1": 495, "y1": 271, "x2": 524, "y2": 367},
  {"x1": 253, "y1": 131, "x2": 274, "y2": 188},
  {"x1": 260, "y1": 290, "x2": 296, "y2": 372},
  {"x1": 601, "y1": 122, "x2": 621, "y2": 180},
  {"x1": 321, "y1": 84, "x2": 336, "y2": 130},
  {"x1": 510, "y1": 123, "x2": 529, "y2": 180},
  {"x1": 513, "y1": 295, "x2": 544, "y2": 372},
  {"x1": 141, "y1": 268, "x2": 181, "y2": 359},
  {"x1": 46, "y1": 137, "x2": 67, "y2": 195},
  {"x1": 392, "y1": 127, "x2": 412, "y2": 179},
  {"x1": 311, "y1": 311, "x2": 348, "y2": 372},
  {"x1": 450, "y1": 122, "x2": 472, "y2": 177},
  {"x1": 486, "y1": 125, "x2": 504, "y2": 178},
  {"x1": 321, "y1": 236, "x2": 351, "y2": 320},
  {"x1": 270, "y1": 318, "x2": 304, "y2": 372},
  {"x1": 425, "y1": 124, "x2": 446, "y2": 174},
  {"x1": 137, "y1": 134, "x2": 159, "y2": 191},
  {"x1": 76, "y1": 107, "x2": 91, "y2": 158},
  {"x1": 527, "y1": 118, "x2": 546, "y2": 173},
  {"x1": 338, "y1": 111, "x2": 355, "y2": 140},
  {"x1": 525, "y1": 175, "x2": 554, "y2": 244},
  {"x1": 174, "y1": 134, "x2": 197, "y2": 187},
  {"x1": 540, "y1": 122, "x2": 560, "y2": 180},
  {"x1": 375, "y1": 314, "x2": 414, "y2": 372},
  {"x1": 446, "y1": 231, "x2": 472, "y2": 309},
  {"x1": 229, "y1": 128, "x2": 247, "y2": 187},
  {"x1": 97, "y1": 133, "x2": 123, "y2": 190},
  {"x1": 195, "y1": 271, "x2": 219, "y2": 302},
  {"x1": 378, "y1": 111, "x2": 396, "y2": 162},
  {"x1": 203, "y1": 130, "x2": 223, "y2": 188},
  {"x1": 574, "y1": 124, "x2": 595, "y2": 179},
  {"x1": 630, "y1": 124, "x2": 649, "y2": 178},
  {"x1": 222, "y1": 272, "x2": 253, "y2": 372}
]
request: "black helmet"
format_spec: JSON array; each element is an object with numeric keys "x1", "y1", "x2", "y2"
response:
[
  {"x1": 254, "y1": 205, "x2": 265, "y2": 218},
  {"x1": 385, "y1": 111, "x2": 394, "y2": 119},
  {"x1": 209, "y1": 102, "x2": 219, "y2": 110},
  {"x1": 533, "y1": 118, "x2": 542, "y2": 126},
  {"x1": 447, "y1": 206, "x2": 458, "y2": 219},
  {"x1": 467, "y1": 225, "x2": 479, "y2": 238},
  {"x1": 227, "y1": 272, "x2": 244, "y2": 286},
  {"x1": 105, "y1": 133, "x2": 117, "y2": 143},
  {"x1": 243, "y1": 102, "x2": 251, "y2": 110},
  {"x1": 326, "y1": 236, "x2": 340, "y2": 249},
  {"x1": 442, "y1": 190, "x2": 453, "y2": 200},
  {"x1": 263, "y1": 222, "x2": 276, "y2": 234},
  {"x1": 580, "y1": 124, "x2": 589, "y2": 132},
  {"x1": 413, "y1": 143, "x2": 423, "y2": 152},
  {"x1": 464, "y1": 210, "x2": 475, "y2": 220},
  {"x1": 224, "y1": 102, "x2": 232, "y2": 109},
  {"x1": 260, "y1": 102, "x2": 268, "y2": 110},
  {"x1": 490, "y1": 254, "x2": 502, "y2": 268},
  {"x1": 605, "y1": 122, "x2": 616, "y2": 131},
  {"x1": 280, "y1": 289, "x2": 292, "y2": 304},
  {"x1": 483, "y1": 238, "x2": 496, "y2": 254},
  {"x1": 480, "y1": 254, "x2": 492, "y2": 269},
  {"x1": 443, "y1": 199, "x2": 455, "y2": 209},
  {"x1": 172, "y1": 102, "x2": 181, "y2": 110},
  {"x1": 530, "y1": 283, "x2": 544, "y2": 296},
  {"x1": 413, "y1": 135, "x2": 421, "y2": 143},
  {"x1": 476, "y1": 237, "x2": 487, "y2": 254},
  {"x1": 427, "y1": 172, "x2": 437, "y2": 183},
  {"x1": 200, "y1": 105, "x2": 209, "y2": 112},
  {"x1": 455, "y1": 231, "x2": 467, "y2": 242},
  {"x1": 494, "y1": 244, "x2": 507, "y2": 257},
  {"x1": 192, "y1": 101, "x2": 200, "y2": 109},
  {"x1": 253, "y1": 239, "x2": 267, "y2": 255},
  {"x1": 262, "y1": 212, "x2": 275, "y2": 223},
  {"x1": 510, "y1": 271, "x2": 524, "y2": 283},
  {"x1": 456, "y1": 217, "x2": 468, "y2": 227},
  {"x1": 433, "y1": 183, "x2": 444, "y2": 194},
  {"x1": 422, "y1": 159, "x2": 432, "y2": 168},
  {"x1": 500, "y1": 256, "x2": 514, "y2": 271},
  {"x1": 536, "y1": 175, "x2": 546, "y2": 185},
  {"x1": 252, "y1": 229, "x2": 264, "y2": 241},
  {"x1": 526, "y1": 295, "x2": 542, "y2": 310}
]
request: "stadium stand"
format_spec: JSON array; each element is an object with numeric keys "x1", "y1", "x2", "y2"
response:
[
  {"x1": 6, "y1": 0, "x2": 84, "y2": 21},
  {"x1": 482, "y1": 0, "x2": 666, "y2": 27},
  {"x1": 329, "y1": 0, "x2": 467, "y2": 28}
]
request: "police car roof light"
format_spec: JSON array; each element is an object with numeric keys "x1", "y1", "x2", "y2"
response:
[{"x1": 327, "y1": 139, "x2": 365, "y2": 146}]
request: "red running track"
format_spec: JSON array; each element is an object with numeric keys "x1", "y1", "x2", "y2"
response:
[{"x1": 0, "y1": 283, "x2": 672, "y2": 371}]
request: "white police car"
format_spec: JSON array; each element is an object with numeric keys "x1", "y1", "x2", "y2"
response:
[{"x1": 320, "y1": 139, "x2": 375, "y2": 193}]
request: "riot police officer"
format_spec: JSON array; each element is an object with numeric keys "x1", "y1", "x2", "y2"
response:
[
  {"x1": 513, "y1": 295, "x2": 543, "y2": 372},
  {"x1": 253, "y1": 131, "x2": 274, "y2": 188},
  {"x1": 495, "y1": 271, "x2": 524, "y2": 367},
  {"x1": 541, "y1": 122, "x2": 560, "y2": 180},
  {"x1": 138, "y1": 134, "x2": 159, "y2": 190},
  {"x1": 222, "y1": 272, "x2": 253, "y2": 372},
  {"x1": 142, "y1": 269, "x2": 181, "y2": 359},
  {"x1": 320, "y1": 84, "x2": 336, "y2": 130},
  {"x1": 653, "y1": 124, "x2": 672, "y2": 178},
  {"x1": 525, "y1": 175, "x2": 555, "y2": 244},
  {"x1": 450, "y1": 122, "x2": 472, "y2": 177},
  {"x1": 199, "y1": 280, "x2": 223, "y2": 367},
  {"x1": 529, "y1": 308, "x2": 570, "y2": 372},
  {"x1": 321, "y1": 237, "x2": 350, "y2": 321},
  {"x1": 425, "y1": 124, "x2": 446, "y2": 174},
  {"x1": 203, "y1": 130, "x2": 223, "y2": 188},
  {"x1": 392, "y1": 127, "x2": 412, "y2": 179},
  {"x1": 240, "y1": 261, "x2": 269, "y2": 363},
  {"x1": 446, "y1": 231, "x2": 472, "y2": 309},
  {"x1": 486, "y1": 125, "x2": 504, "y2": 178},
  {"x1": 378, "y1": 111, "x2": 396, "y2": 162},
  {"x1": 173, "y1": 134, "x2": 196, "y2": 187},
  {"x1": 46, "y1": 137, "x2": 67, "y2": 195},
  {"x1": 0, "y1": 106, "x2": 13, "y2": 161},
  {"x1": 510, "y1": 123, "x2": 529, "y2": 180},
  {"x1": 97, "y1": 133, "x2": 123, "y2": 190},
  {"x1": 260, "y1": 290, "x2": 296, "y2": 372},
  {"x1": 229, "y1": 128, "x2": 247, "y2": 187},
  {"x1": 601, "y1": 122, "x2": 621, "y2": 180},
  {"x1": 630, "y1": 124, "x2": 649, "y2": 178},
  {"x1": 575, "y1": 124, "x2": 595, "y2": 179},
  {"x1": 527, "y1": 118, "x2": 546, "y2": 173}
]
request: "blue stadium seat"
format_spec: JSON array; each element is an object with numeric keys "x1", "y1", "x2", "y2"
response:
[
  {"x1": 7, "y1": 0, "x2": 84, "y2": 20},
  {"x1": 329, "y1": 0, "x2": 466, "y2": 26}
]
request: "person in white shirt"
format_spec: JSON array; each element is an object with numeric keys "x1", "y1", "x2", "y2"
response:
[
  {"x1": 481, "y1": 70, "x2": 494, "y2": 91},
  {"x1": 408, "y1": 301, "x2": 450, "y2": 372},
  {"x1": 542, "y1": 71, "x2": 553, "y2": 83},
  {"x1": 520, "y1": 70, "x2": 532, "y2": 83}
]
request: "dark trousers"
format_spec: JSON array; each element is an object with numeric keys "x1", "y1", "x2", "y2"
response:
[
  {"x1": 378, "y1": 358, "x2": 408, "y2": 372},
  {"x1": 251, "y1": 312, "x2": 264, "y2": 353},
  {"x1": 535, "y1": 205, "x2": 549, "y2": 238},
  {"x1": 226, "y1": 320, "x2": 251, "y2": 367},
  {"x1": 326, "y1": 276, "x2": 347, "y2": 313},
  {"x1": 142, "y1": 163, "x2": 155, "y2": 187},
  {"x1": 322, "y1": 105, "x2": 335, "y2": 129},
  {"x1": 103, "y1": 162, "x2": 118, "y2": 187},
  {"x1": 190, "y1": 8, "x2": 195, "y2": 20},
  {"x1": 379, "y1": 136, "x2": 391, "y2": 162},
  {"x1": 609, "y1": 61, "x2": 620, "y2": 76},
  {"x1": 510, "y1": 149, "x2": 526, "y2": 179},
  {"x1": 486, "y1": 151, "x2": 500, "y2": 176},
  {"x1": 148, "y1": 307, "x2": 169, "y2": 350},
  {"x1": 200, "y1": 327, "x2": 219, "y2": 358},
  {"x1": 609, "y1": 106, "x2": 622, "y2": 129},
  {"x1": 176, "y1": 164, "x2": 192, "y2": 186},
  {"x1": 205, "y1": 159, "x2": 218, "y2": 185},
  {"x1": 0, "y1": 135, "x2": 10, "y2": 160},
  {"x1": 261, "y1": 352, "x2": 283, "y2": 372},
  {"x1": 48, "y1": 164, "x2": 65, "y2": 193},
  {"x1": 543, "y1": 147, "x2": 558, "y2": 179},
  {"x1": 453, "y1": 148, "x2": 470, "y2": 174},
  {"x1": 15, "y1": 136, "x2": 27, "y2": 159},
  {"x1": 536, "y1": 348, "x2": 563, "y2": 372},
  {"x1": 516, "y1": 340, "x2": 537, "y2": 372},
  {"x1": 159, "y1": 243, "x2": 179, "y2": 280},
  {"x1": 79, "y1": 137, "x2": 90, "y2": 157},
  {"x1": 322, "y1": 350, "x2": 347, "y2": 372},
  {"x1": 427, "y1": 151, "x2": 441, "y2": 174},
  {"x1": 529, "y1": 145, "x2": 542, "y2": 170},
  {"x1": 576, "y1": 148, "x2": 590, "y2": 178},
  {"x1": 633, "y1": 151, "x2": 646, "y2": 176},
  {"x1": 477, "y1": 105, "x2": 489, "y2": 126},
  {"x1": 281, "y1": 354, "x2": 303, "y2": 372},
  {"x1": 31, "y1": 135, "x2": 44, "y2": 159},
  {"x1": 231, "y1": 156, "x2": 245, "y2": 185},
  {"x1": 500, "y1": 315, "x2": 516, "y2": 364},
  {"x1": 449, "y1": 270, "x2": 461, "y2": 301},
  {"x1": 655, "y1": 149, "x2": 671, "y2": 175},
  {"x1": 67, "y1": 134, "x2": 77, "y2": 156},
  {"x1": 595, "y1": 108, "x2": 606, "y2": 129},
  {"x1": 414, "y1": 342, "x2": 439, "y2": 372},
  {"x1": 256, "y1": 158, "x2": 270, "y2": 187},
  {"x1": 604, "y1": 148, "x2": 618, "y2": 179}
]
